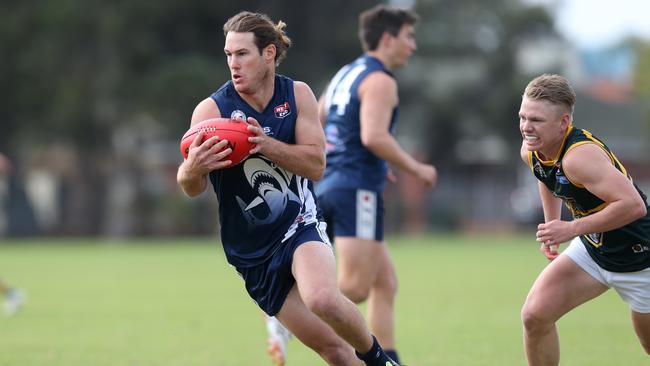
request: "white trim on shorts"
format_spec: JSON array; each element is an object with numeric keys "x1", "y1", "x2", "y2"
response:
[
  {"x1": 355, "y1": 189, "x2": 377, "y2": 240},
  {"x1": 562, "y1": 237, "x2": 650, "y2": 313}
]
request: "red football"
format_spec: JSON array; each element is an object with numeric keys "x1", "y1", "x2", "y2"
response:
[{"x1": 180, "y1": 118, "x2": 256, "y2": 166}]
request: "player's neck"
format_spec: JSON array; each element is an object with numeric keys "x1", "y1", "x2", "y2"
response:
[
  {"x1": 238, "y1": 71, "x2": 276, "y2": 112},
  {"x1": 538, "y1": 141, "x2": 563, "y2": 162},
  {"x1": 539, "y1": 126, "x2": 571, "y2": 162},
  {"x1": 366, "y1": 51, "x2": 395, "y2": 71}
]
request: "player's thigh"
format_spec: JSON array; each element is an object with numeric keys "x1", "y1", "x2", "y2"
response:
[
  {"x1": 277, "y1": 285, "x2": 354, "y2": 354},
  {"x1": 292, "y1": 241, "x2": 339, "y2": 300},
  {"x1": 336, "y1": 237, "x2": 382, "y2": 282},
  {"x1": 524, "y1": 254, "x2": 607, "y2": 321}
]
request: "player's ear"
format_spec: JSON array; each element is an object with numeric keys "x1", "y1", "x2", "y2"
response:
[
  {"x1": 560, "y1": 112, "x2": 571, "y2": 128},
  {"x1": 263, "y1": 44, "x2": 276, "y2": 63},
  {"x1": 379, "y1": 31, "x2": 392, "y2": 48}
]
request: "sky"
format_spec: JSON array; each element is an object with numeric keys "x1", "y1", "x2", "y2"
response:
[{"x1": 527, "y1": 0, "x2": 650, "y2": 49}]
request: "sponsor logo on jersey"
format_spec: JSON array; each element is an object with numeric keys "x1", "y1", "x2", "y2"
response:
[
  {"x1": 584, "y1": 232, "x2": 603, "y2": 247},
  {"x1": 632, "y1": 243, "x2": 650, "y2": 253},
  {"x1": 293, "y1": 210, "x2": 314, "y2": 225},
  {"x1": 587, "y1": 232, "x2": 602, "y2": 244},
  {"x1": 555, "y1": 171, "x2": 570, "y2": 184},
  {"x1": 324, "y1": 124, "x2": 343, "y2": 153},
  {"x1": 274, "y1": 102, "x2": 291, "y2": 118},
  {"x1": 231, "y1": 110, "x2": 247, "y2": 121},
  {"x1": 533, "y1": 160, "x2": 546, "y2": 178}
]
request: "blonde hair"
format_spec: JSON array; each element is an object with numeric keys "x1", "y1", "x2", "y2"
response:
[
  {"x1": 223, "y1": 11, "x2": 293, "y2": 66},
  {"x1": 524, "y1": 74, "x2": 576, "y2": 115}
]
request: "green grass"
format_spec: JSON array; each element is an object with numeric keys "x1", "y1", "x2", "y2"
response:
[{"x1": 0, "y1": 234, "x2": 646, "y2": 365}]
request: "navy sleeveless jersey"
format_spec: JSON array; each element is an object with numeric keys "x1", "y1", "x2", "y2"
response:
[
  {"x1": 316, "y1": 55, "x2": 398, "y2": 195},
  {"x1": 208, "y1": 75, "x2": 321, "y2": 268}
]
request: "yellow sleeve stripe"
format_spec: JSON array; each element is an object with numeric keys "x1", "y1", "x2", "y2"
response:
[
  {"x1": 585, "y1": 128, "x2": 630, "y2": 177},
  {"x1": 563, "y1": 141, "x2": 607, "y2": 188},
  {"x1": 564, "y1": 130, "x2": 631, "y2": 186},
  {"x1": 568, "y1": 201, "x2": 608, "y2": 218}
]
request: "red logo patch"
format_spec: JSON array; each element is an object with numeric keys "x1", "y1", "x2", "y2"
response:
[{"x1": 274, "y1": 102, "x2": 291, "y2": 118}]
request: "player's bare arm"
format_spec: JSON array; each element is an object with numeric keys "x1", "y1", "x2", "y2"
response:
[
  {"x1": 317, "y1": 93, "x2": 327, "y2": 127},
  {"x1": 520, "y1": 141, "x2": 562, "y2": 259},
  {"x1": 565, "y1": 143, "x2": 647, "y2": 231},
  {"x1": 536, "y1": 180, "x2": 563, "y2": 260},
  {"x1": 177, "y1": 98, "x2": 233, "y2": 197},
  {"x1": 519, "y1": 141, "x2": 531, "y2": 165},
  {"x1": 537, "y1": 180, "x2": 562, "y2": 223},
  {"x1": 519, "y1": 143, "x2": 563, "y2": 223},
  {"x1": 247, "y1": 81, "x2": 325, "y2": 181},
  {"x1": 536, "y1": 143, "x2": 647, "y2": 248},
  {"x1": 359, "y1": 72, "x2": 436, "y2": 186}
]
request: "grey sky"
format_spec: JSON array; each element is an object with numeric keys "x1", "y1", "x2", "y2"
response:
[{"x1": 526, "y1": 0, "x2": 650, "y2": 48}]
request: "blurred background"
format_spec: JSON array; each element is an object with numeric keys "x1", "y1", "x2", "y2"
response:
[{"x1": 2, "y1": 0, "x2": 650, "y2": 239}]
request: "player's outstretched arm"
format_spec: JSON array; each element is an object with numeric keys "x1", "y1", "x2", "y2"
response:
[{"x1": 246, "y1": 81, "x2": 325, "y2": 181}]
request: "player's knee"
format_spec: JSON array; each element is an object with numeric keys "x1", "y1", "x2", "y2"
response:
[
  {"x1": 521, "y1": 303, "x2": 551, "y2": 332},
  {"x1": 304, "y1": 292, "x2": 342, "y2": 322},
  {"x1": 339, "y1": 281, "x2": 370, "y2": 303},
  {"x1": 376, "y1": 269, "x2": 398, "y2": 297}
]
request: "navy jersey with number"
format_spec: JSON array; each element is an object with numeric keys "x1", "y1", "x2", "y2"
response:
[
  {"x1": 316, "y1": 55, "x2": 398, "y2": 195},
  {"x1": 528, "y1": 126, "x2": 650, "y2": 272},
  {"x1": 208, "y1": 75, "x2": 321, "y2": 268}
]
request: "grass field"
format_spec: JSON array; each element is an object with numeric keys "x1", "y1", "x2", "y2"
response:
[{"x1": 0, "y1": 234, "x2": 646, "y2": 365}]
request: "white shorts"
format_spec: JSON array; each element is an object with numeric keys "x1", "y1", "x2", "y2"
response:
[{"x1": 563, "y1": 237, "x2": 650, "y2": 313}]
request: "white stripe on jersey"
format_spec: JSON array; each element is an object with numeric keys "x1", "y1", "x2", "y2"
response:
[
  {"x1": 282, "y1": 176, "x2": 320, "y2": 242},
  {"x1": 324, "y1": 64, "x2": 351, "y2": 112},
  {"x1": 356, "y1": 189, "x2": 377, "y2": 240},
  {"x1": 325, "y1": 62, "x2": 367, "y2": 116},
  {"x1": 316, "y1": 221, "x2": 332, "y2": 247}
]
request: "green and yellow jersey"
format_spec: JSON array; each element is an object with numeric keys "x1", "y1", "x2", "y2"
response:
[{"x1": 528, "y1": 126, "x2": 650, "y2": 272}]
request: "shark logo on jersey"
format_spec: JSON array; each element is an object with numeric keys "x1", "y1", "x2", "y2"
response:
[
  {"x1": 231, "y1": 110, "x2": 247, "y2": 121},
  {"x1": 235, "y1": 156, "x2": 300, "y2": 226}
]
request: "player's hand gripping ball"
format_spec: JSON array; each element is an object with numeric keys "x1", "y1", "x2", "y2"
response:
[{"x1": 180, "y1": 118, "x2": 256, "y2": 166}]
